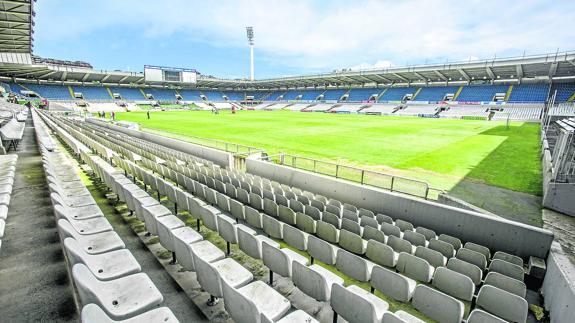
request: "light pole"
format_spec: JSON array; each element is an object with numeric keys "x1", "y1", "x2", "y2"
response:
[{"x1": 246, "y1": 27, "x2": 254, "y2": 81}]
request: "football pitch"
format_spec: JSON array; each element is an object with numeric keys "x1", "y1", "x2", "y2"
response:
[{"x1": 116, "y1": 110, "x2": 542, "y2": 196}]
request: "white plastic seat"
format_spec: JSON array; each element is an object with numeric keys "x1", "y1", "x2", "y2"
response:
[
  {"x1": 331, "y1": 284, "x2": 389, "y2": 323},
  {"x1": 262, "y1": 241, "x2": 309, "y2": 284},
  {"x1": 54, "y1": 205, "x2": 112, "y2": 235},
  {"x1": 58, "y1": 219, "x2": 125, "y2": 255},
  {"x1": 64, "y1": 238, "x2": 141, "y2": 281},
  {"x1": 172, "y1": 226, "x2": 203, "y2": 271},
  {"x1": 187, "y1": 240, "x2": 226, "y2": 271},
  {"x1": 156, "y1": 215, "x2": 185, "y2": 253},
  {"x1": 195, "y1": 256, "x2": 253, "y2": 300},
  {"x1": 222, "y1": 280, "x2": 291, "y2": 323},
  {"x1": 72, "y1": 264, "x2": 164, "y2": 320},
  {"x1": 81, "y1": 304, "x2": 179, "y2": 323}
]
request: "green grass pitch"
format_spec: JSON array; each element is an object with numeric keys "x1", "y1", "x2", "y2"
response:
[{"x1": 116, "y1": 110, "x2": 542, "y2": 195}]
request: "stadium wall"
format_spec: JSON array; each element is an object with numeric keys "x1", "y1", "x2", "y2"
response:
[
  {"x1": 87, "y1": 119, "x2": 233, "y2": 168},
  {"x1": 246, "y1": 158, "x2": 554, "y2": 259},
  {"x1": 541, "y1": 242, "x2": 575, "y2": 323}
]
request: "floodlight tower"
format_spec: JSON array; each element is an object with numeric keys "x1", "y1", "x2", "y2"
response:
[{"x1": 246, "y1": 27, "x2": 255, "y2": 81}]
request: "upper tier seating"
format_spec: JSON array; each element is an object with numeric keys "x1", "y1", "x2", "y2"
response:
[
  {"x1": 143, "y1": 88, "x2": 177, "y2": 101},
  {"x1": 346, "y1": 88, "x2": 381, "y2": 102},
  {"x1": 72, "y1": 86, "x2": 112, "y2": 100},
  {"x1": 0, "y1": 154, "x2": 18, "y2": 251},
  {"x1": 24, "y1": 83, "x2": 72, "y2": 100},
  {"x1": 379, "y1": 87, "x2": 418, "y2": 102},
  {"x1": 265, "y1": 91, "x2": 286, "y2": 101},
  {"x1": 456, "y1": 85, "x2": 509, "y2": 102},
  {"x1": 508, "y1": 84, "x2": 550, "y2": 103},
  {"x1": 109, "y1": 87, "x2": 145, "y2": 101},
  {"x1": 202, "y1": 91, "x2": 224, "y2": 101},
  {"x1": 550, "y1": 83, "x2": 575, "y2": 102},
  {"x1": 322, "y1": 89, "x2": 348, "y2": 101},
  {"x1": 178, "y1": 89, "x2": 203, "y2": 101},
  {"x1": 300, "y1": 90, "x2": 324, "y2": 101},
  {"x1": 414, "y1": 86, "x2": 459, "y2": 101},
  {"x1": 281, "y1": 90, "x2": 301, "y2": 101},
  {"x1": 223, "y1": 92, "x2": 245, "y2": 101}
]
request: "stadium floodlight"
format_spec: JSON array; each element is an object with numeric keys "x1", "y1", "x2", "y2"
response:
[{"x1": 246, "y1": 26, "x2": 254, "y2": 81}]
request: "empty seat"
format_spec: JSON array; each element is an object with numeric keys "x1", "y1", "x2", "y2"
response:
[
  {"x1": 222, "y1": 279, "x2": 291, "y2": 323},
  {"x1": 428, "y1": 239, "x2": 455, "y2": 258},
  {"x1": 271, "y1": 310, "x2": 318, "y2": 323},
  {"x1": 387, "y1": 235, "x2": 414, "y2": 254},
  {"x1": 237, "y1": 225, "x2": 280, "y2": 259},
  {"x1": 81, "y1": 304, "x2": 179, "y2": 323},
  {"x1": 447, "y1": 258, "x2": 483, "y2": 285},
  {"x1": 376, "y1": 214, "x2": 394, "y2": 225},
  {"x1": 366, "y1": 239, "x2": 398, "y2": 268},
  {"x1": 342, "y1": 209, "x2": 359, "y2": 223},
  {"x1": 415, "y1": 227, "x2": 436, "y2": 241},
  {"x1": 186, "y1": 240, "x2": 226, "y2": 271},
  {"x1": 296, "y1": 212, "x2": 317, "y2": 234},
  {"x1": 261, "y1": 214, "x2": 283, "y2": 239},
  {"x1": 262, "y1": 241, "x2": 308, "y2": 283},
  {"x1": 381, "y1": 311, "x2": 425, "y2": 323},
  {"x1": 467, "y1": 309, "x2": 507, "y2": 323},
  {"x1": 278, "y1": 205, "x2": 296, "y2": 226},
  {"x1": 245, "y1": 206, "x2": 263, "y2": 229},
  {"x1": 414, "y1": 246, "x2": 446, "y2": 268},
  {"x1": 308, "y1": 235, "x2": 339, "y2": 265},
  {"x1": 282, "y1": 224, "x2": 308, "y2": 251},
  {"x1": 64, "y1": 238, "x2": 141, "y2": 281},
  {"x1": 489, "y1": 259, "x2": 524, "y2": 281},
  {"x1": 292, "y1": 261, "x2": 344, "y2": 301},
  {"x1": 381, "y1": 223, "x2": 402, "y2": 238},
  {"x1": 322, "y1": 212, "x2": 341, "y2": 229},
  {"x1": 172, "y1": 226, "x2": 203, "y2": 270},
  {"x1": 72, "y1": 264, "x2": 164, "y2": 320},
  {"x1": 316, "y1": 221, "x2": 339, "y2": 244},
  {"x1": 456, "y1": 247, "x2": 487, "y2": 271},
  {"x1": 339, "y1": 229, "x2": 367, "y2": 254},
  {"x1": 195, "y1": 255, "x2": 253, "y2": 301},
  {"x1": 331, "y1": 284, "x2": 389, "y2": 323},
  {"x1": 336, "y1": 249, "x2": 374, "y2": 282},
  {"x1": 432, "y1": 267, "x2": 474, "y2": 301},
  {"x1": 493, "y1": 251, "x2": 523, "y2": 267},
  {"x1": 395, "y1": 219, "x2": 414, "y2": 232},
  {"x1": 58, "y1": 219, "x2": 125, "y2": 255},
  {"x1": 403, "y1": 231, "x2": 427, "y2": 247},
  {"x1": 438, "y1": 234, "x2": 462, "y2": 250},
  {"x1": 341, "y1": 218, "x2": 362, "y2": 235},
  {"x1": 465, "y1": 242, "x2": 491, "y2": 261},
  {"x1": 360, "y1": 216, "x2": 379, "y2": 229},
  {"x1": 363, "y1": 226, "x2": 386, "y2": 244},
  {"x1": 396, "y1": 252, "x2": 434, "y2": 283},
  {"x1": 484, "y1": 271, "x2": 527, "y2": 298},
  {"x1": 476, "y1": 285, "x2": 528, "y2": 323},
  {"x1": 141, "y1": 204, "x2": 171, "y2": 236},
  {"x1": 412, "y1": 285, "x2": 464, "y2": 323},
  {"x1": 370, "y1": 265, "x2": 416, "y2": 302}
]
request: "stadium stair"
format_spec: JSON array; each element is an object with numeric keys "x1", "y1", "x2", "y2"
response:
[
  {"x1": 376, "y1": 88, "x2": 388, "y2": 101},
  {"x1": 105, "y1": 87, "x2": 114, "y2": 99},
  {"x1": 453, "y1": 86, "x2": 464, "y2": 101},
  {"x1": 412, "y1": 88, "x2": 422, "y2": 100},
  {"x1": 67, "y1": 85, "x2": 75, "y2": 99},
  {"x1": 504, "y1": 85, "x2": 513, "y2": 102}
]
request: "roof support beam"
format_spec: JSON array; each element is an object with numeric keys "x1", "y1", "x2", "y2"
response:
[
  {"x1": 457, "y1": 68, "x2": 470, "y2": 81},
  {"x1": 434, "y1": 70, "x2": 448, "y2": 82},
  {"x1": 485, "y1": 66, "x2": 495, "y2": 80},
  {"x1": 549, "y1": 62, "x2": 558, "y2": 79},
  {"x1": 81, "y1": 73, "x2": 91, "y2": 81},
  {"x1": 60, "y1": 71, "x2": 67, "y2": 81},
  {"x1": 392, "y1": 73, "x2": 409, "y2": 83},
  {"x1": 516, "y1": 64, "x2": 523, "y2": 83}
]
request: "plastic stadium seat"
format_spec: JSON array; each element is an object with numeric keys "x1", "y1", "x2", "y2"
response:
[
  {"x1": 411, "y1": 285, "x2": 464, "y2": 323},
  {"x1": 172, "y1": 226, "x2": 203, "y2": 270},
  {"x1": 476, "y1": 285, "x2": 528, "y2": 323},
  {"x1": 222, "y1": 279, "x2": 291, "y2": 323},
  {"x1": 331, "y1": 284, "x2": 389, "y2": 323},
  {"x1": 396, "y1": 252, "x2": 434, "y2": 283},
  {"x1": 195, "y1": 256, "x2": 253, "y2": 300},
  {"x1": 58, "y1": 219, "x2": 125, "y2": 255},
  {"x1": 431, "y1": 267, "x2": 474, "y2": 301},
  {"x1": 484, "y1": 271, "x2": 527, "y2": 298},
  {"x1": 292, "y1": 261, "x2": 344, "y2": 301},
  {"x1": 64, "y1": 238, "x2": 141, "y2": 281},
  {"x1": 270, "y1": 310, "x2": 318, "y2": 323},
  {"x1": 370, "y1": 265, "x2": 416, "y2": 302},
  {"x1": 447, "y1": 258, "x2": 483, "y2": 285},
  {"x1": 81, "y1": 304, "x2": 179, "y2": 323},
  {"x1": 72, "y1": 264, "x2": 164, "y2": 320},
  {"x1": 262, "y1": 241, "x2": 309, "y2": 284}
]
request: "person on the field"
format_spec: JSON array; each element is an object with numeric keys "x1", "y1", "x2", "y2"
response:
[{"x1": 147, "y1": 111, "x2": 150, "y2": 119}]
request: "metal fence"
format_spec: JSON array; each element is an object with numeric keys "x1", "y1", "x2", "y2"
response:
[{"x1": 266, "y1": 154, "x2": 442, "y2": 200}]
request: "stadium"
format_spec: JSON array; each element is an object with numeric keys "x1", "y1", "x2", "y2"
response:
[{"x1": 0, "y1": 0, "x2": 574, "y2": 322}]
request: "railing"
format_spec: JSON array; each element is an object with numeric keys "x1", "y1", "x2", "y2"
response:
[{"x1": 263, "y1": 153, "x2": 443, "y2": 200}]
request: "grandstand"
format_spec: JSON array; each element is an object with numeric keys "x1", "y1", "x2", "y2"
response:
[{"x1": 1, "y1": 1, "x2": 575, "y2": 323}]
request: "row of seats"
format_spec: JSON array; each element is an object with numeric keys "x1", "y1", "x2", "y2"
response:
[
  {"x1": 0, "y1": 154, "x2": 17, "y2": 252},
  {"x1": 0, "y1": 112, "x2": 26, "y2": 151},
  {"x1": 34, "y1": 111, "x2": 180, "y2": 322},
  {"x1": 56, "y1": 116, "x2": 531, "y2": 323},
  {"x1": 52, "y1": 117, "x2": 317, "y2": 323}
]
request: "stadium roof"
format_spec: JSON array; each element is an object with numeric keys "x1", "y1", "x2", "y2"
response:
[
  {"x1": 0, "y1": 0, "x2": 34, "y2": 53},
  {"x1": 1, "y1": 51, "x2": 575, "y2": 89}
]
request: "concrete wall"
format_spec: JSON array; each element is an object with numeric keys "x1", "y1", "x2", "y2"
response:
[
  {"x1": 541, "y1": 138, "x2": 575, "y2": 217},
  {"x1": 247, "y1": 158, "x2": 554, "y2": 259},
  {"x1": 88, "y1": 119, "x2": 233, "y2": 168},
  {"x1": 541, "y1": 242, "x2": 575, "y2": 323}
]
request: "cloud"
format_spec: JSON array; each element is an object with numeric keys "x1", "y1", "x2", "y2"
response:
[{"x1": 34, "y1": 0, "x2": 575, "y2": 74}]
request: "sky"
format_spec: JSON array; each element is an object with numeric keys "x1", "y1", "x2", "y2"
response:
[{"x1": 33, "y1": 0, "x2": 575, "y2": 79}]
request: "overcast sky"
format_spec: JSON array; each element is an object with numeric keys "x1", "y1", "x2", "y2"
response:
[{"x1": 33, "y1": 0, "x2": 575, "y2": 79}]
